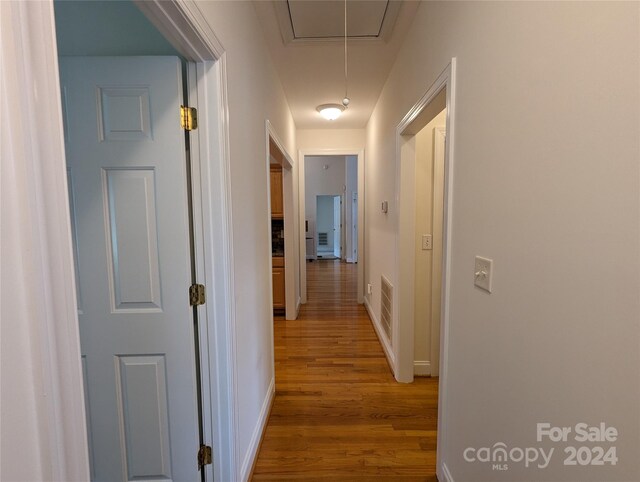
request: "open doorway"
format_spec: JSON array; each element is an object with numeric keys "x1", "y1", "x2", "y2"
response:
[
  {"x1": 413, "y1": 109, "x2": 446, "y2": 377},
  {"x1": 299, "y1": 152, "x2": 363, "y2": 302},
  {"x1": 315, "y1": 194, "x2": 342, "y2": 260},
  {"x1": 51, "y1": 1, "x2": 235, "y2": 480},
  {"x1": 394, "y1": 60, "x2": 457, "y2": 481},
  {"x1": 266, "y1": 124, "x2": 298, "y2": 321}
]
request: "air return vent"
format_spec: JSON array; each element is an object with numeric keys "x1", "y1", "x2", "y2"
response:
[
  {"x1": 318, "y1": 232, "x2": 328, "y2": 246},
  {"x1": 380, "y1": 276, "x2": 393, "y2": 341}
]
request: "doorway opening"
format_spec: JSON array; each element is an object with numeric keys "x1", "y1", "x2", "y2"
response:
[
  {"x1": 52, "y1": 1, "x2": 236, "y2": 480},
  {"x1": 315, "y1": 194, "x2": 342, "y2": 260},
  {"x1": 265, "y1": 123, "x2": 298, "y2": 321},
  {"x1": 395, "y1": 59, "x2": 457, "y2": 481},
  {"x1": 299, "y1": 152, "x2": 364, "y2": 303},
  {"x1": 413, "y1": 109, "x2": 447, "y2": 378}
]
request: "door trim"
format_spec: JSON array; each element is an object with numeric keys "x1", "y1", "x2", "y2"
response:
[
  {"x1": 122, "y1": 4, "x2": 240, "y2": 481},
  {"x1": 395, "y1": 58, "x2": 457, "y2": 481},
  {"x1": 265, "y1": 121, "x2": 298, "y2": 321},
  {"x1": 14, "y1": 1, "x2": 238, "y2": 481},
  {"x1": 2, "y1": 2, "x2": 90, "y2": 479}
]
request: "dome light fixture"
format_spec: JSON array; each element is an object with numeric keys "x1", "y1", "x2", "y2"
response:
[{"x1": 316, "y1": 103, "x2": 345, "y2": 121}]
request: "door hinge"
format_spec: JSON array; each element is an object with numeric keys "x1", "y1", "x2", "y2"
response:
[
  {"x1": 189, "y1": 284, "x2": 206, "y2": 306},
  {"x1": 180, "y1": 105, "x2": 198, "y2": 131},
  {"x1": 197, "y1": 444, "x2": 212, "y2": 470}
]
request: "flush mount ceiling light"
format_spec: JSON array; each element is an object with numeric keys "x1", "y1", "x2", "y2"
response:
[
  {"x1": 316, "y1": 0, "x2": 351, "y2": 121},
  {"x1": 316, "y1": 103, "x2": 345, "y2": 121}
]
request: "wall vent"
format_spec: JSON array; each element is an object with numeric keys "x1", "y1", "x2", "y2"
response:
[
  {"x1": 380, "y1": 276, "x2": 393, "y2": 342},
  {"x1": 318, "y1": 232, "x2": 328, "y2": 246}
]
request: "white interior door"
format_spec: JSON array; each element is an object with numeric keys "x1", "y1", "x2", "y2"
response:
[
  {"x1": 61, "y1": 56, "x2": 200, "y2": 482},
  {"x1": 333, "y1": 196, "x2": 341, "y2": 258}
]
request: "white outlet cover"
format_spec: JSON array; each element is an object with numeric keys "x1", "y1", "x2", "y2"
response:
[{"x1": 474, "y1": 256, "x2": 493, "y2": 293}]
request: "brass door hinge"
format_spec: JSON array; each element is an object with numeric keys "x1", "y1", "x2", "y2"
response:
[
  {"x1": 197, "y1": 444, "x2": 212, "y2": 470},
  {"x1": 180, "y1": 105, "x2": 198, "y2": 131},
  {"x1": 189, "y1": 284, "x2": 206, "y2": 306}
]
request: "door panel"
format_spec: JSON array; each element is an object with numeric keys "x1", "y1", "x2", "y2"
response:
[{"x1": 60, "y1": 56, "x2": 200, "y2": 482}]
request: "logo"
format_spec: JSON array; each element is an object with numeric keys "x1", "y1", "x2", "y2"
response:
[{"x1": 463, "y1": 423, "x2": 618, "y2": 471}]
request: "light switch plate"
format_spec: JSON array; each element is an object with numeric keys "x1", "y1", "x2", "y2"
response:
[
  {"x1": 422, "y1": 234, "x2": 432, "y2": 250},
  {"x1": 367, "y1": 283, "x2": 372, "y2": 295},
  {"x1": 474, "y1": 256, "x2": 493, "y2": 293}
]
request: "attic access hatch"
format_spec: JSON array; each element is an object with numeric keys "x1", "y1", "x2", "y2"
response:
[{"x1": 273, "y1": 0, "x2": 402, "y2": 43}]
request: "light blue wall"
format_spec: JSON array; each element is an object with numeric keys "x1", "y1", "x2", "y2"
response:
[{"x1": 54, "y1": 1, "x2": 180, "y2": 57}]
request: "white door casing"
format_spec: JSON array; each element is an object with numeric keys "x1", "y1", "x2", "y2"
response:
[
  {"x1": 352, "y1": 192, "x2": 358, "y2": 263},
  {"x1": 333, "y1": 195, "x2": 341, "y2": 258},
  {"x1": 61, "y1": 56, "x2": 200, "y2": 481}
]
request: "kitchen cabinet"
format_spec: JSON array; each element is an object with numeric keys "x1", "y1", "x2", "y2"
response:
[
  {"x1": 270, "y1": 165, "x2": 283, "y2": 219},
  {"x1": 272, "y1": 256, "x2": 285, "y2": 310}
]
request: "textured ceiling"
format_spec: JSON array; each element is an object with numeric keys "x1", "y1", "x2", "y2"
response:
[{"x1": 253, "y1": 0, "x2": 420, "y2": 129}]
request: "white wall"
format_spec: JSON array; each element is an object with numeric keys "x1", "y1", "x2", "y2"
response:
[
  {"x1": 297, "y1": 128, "x2": 365, "y2": 152},
  {"x1": 414, "y1": 109, "x2": 446, "y2": 375},
  {"x1": 366, "y1": 2, "x2": 639, "y2": 480},
  {"x1": 193, "y1": 2, "x2": 296, "y2": 478}
]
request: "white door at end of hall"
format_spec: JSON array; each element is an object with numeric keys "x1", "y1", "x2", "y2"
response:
[{"x1": 61, "y1": 56, "x2": 201, "y2": 482}]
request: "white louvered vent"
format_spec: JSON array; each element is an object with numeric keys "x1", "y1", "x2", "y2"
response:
[
  {"x1": 318, "y1": 232, "x2": 328, "y2": 246},
  {"x1": 380, "y1": 276, "x2": 393, "y2": 341}
]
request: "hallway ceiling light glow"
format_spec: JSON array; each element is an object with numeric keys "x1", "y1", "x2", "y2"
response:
[{"x1": 316, "y1": 103, "x2": 345, "y2": 120}]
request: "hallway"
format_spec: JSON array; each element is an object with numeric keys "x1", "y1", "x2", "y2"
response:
[{"x1": 252, "y1": 260, "x2": 439, "y2": 481}]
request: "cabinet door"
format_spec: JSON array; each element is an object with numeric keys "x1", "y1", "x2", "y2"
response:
[
  {"x1": 270, "y1": 167, "x2": 283, "y2": 218},
  {"x1": 272, "y1": 267, "x2": 285, "y2": 308}
]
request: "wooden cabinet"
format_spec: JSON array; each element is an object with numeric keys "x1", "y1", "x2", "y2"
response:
[
  {"x1": 270, "y1": 165, "x2": 283, "y2": 219},
  {"x1": 272, "y1": 257, "x2": 285, "y2": 309}
]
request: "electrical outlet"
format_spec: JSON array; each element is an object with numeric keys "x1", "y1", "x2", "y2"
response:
[
  {"x1": 422, "y1": 234, "x2": 432, "y2": 250},
  {"x1": 474, "y1": 256, "x2": 493, "y2": 293},
  {"x1": 367, "y1": 283, "x2": 372, "y2": 295}
]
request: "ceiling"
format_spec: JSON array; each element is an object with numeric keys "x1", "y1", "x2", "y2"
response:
[{"x1": 253, "y1": 0, "x2": 420, "y2": 129}]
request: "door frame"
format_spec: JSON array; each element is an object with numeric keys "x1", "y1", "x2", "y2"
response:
[
  {"x1": 13, "y1": 1, "x2": 238, "y2": 481},
  {"x1": 394, "y1": 59, "x2": 457, "y2": 481},
  {"x1": 265, "y1": 121, "x2": 298, "y2": 320},
  {"x1": 298, "y1": 149, "x2": 365, "y2": 304}
]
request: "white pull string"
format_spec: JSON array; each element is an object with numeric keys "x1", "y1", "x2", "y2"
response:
[{"x1": 342, "y1": 0, "x2": 350, "y2": 107}]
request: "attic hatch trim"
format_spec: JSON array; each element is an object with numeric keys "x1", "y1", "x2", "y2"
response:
[{"x1": 273, "y1": 0, "x2": 402, "y2": 45}]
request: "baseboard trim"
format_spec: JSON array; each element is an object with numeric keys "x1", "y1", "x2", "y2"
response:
[
  {"x1": 240, "y1": 377, "x2": 275, "y2": 482},
  {"x1": 414, "y1": 360, "x2": 431, "y2": 376},
  {"x1": 295, "y1": 297, "x2": 301, "y2": 318},
  {"x1": 364, "y1": 297, "x2": 395, "y2": 374},
  {"x1": 438, "y1": 462, "x2": 454, "y2": 482}
]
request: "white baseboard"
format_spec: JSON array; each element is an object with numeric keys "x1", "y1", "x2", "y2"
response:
[
  {"x1": 414, "y1": 360, "x2": 431, "y2": 376},
  {"x1": 295, "y1": 297, "x2": 301, "y2": 317},
  {"x1": 240, "y1": 377, "x2": 274, "y2": 482},
  {"x1": 438, "y1": 462, "x2": 454, "y2": 482},
  {"x1": 364, "y1": 297, "x2": 395, "y2": 373}
]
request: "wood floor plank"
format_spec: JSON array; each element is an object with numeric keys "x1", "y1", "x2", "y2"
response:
[{"x1": 252, "y1": 260, "x2": 438, "y2": 480}]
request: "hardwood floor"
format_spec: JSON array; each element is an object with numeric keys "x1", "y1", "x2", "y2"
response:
[{"x1": 252, "y1": 260, "x2": 439, "y2": 481}]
